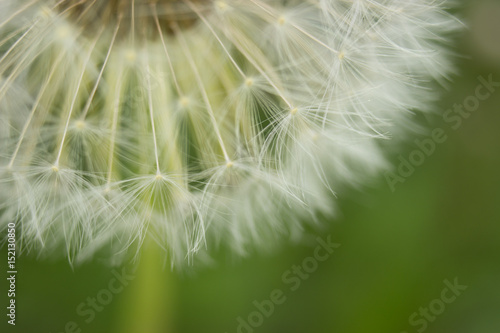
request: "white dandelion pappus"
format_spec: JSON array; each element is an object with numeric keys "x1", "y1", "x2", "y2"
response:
[{"x1": 0, "y1": 0, "x2": 461, "y2": 266}]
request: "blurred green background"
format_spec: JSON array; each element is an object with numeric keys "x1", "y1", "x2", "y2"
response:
[{"x1": 2, "y1": 0, "x2": 499, "y2": 332}]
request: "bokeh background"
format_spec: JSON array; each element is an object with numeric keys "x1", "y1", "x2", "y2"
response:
[{"x1": 2, "y1": 0, "x2": 499, "y2": 332}]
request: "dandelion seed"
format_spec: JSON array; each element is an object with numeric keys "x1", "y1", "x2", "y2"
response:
[{"x1": 0, "y1": 0, "x2": 461, "y2": 266}]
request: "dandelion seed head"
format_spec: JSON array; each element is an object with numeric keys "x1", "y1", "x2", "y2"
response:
[
  {"x1": 0, "y1": 0, "x2": 462, "y2": 266},
  {"x1": 244, "y1": 77, "x2": 254, "y2": 87},
  {"x1": 125, "y1": 49, "x2": 137, "y2": 62},
  {"x1": 215, "y1": 1, "x2": 228, "y2": 11},
  {"x1": 74, "y1": 120, "x2": 86, "y2": 130}
]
